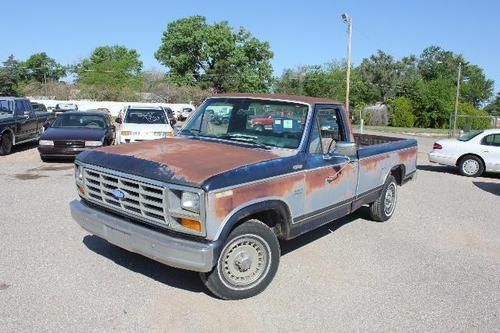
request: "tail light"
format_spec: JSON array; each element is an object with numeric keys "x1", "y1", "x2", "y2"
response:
[{"x1": 433, "y1": 143, "x2": 442, "y2": 150}]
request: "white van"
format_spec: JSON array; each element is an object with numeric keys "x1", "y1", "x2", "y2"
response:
[{"x1": 117, "y1": 105, "x2": 173, "y2": 144}]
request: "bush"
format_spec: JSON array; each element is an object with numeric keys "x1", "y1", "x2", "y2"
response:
[
  {"x1": 389, "y1": 97, "x2": 415, "y2": 127},
  {"x1": 456, "y1": 103, "x2": 492, "y2": 130}
]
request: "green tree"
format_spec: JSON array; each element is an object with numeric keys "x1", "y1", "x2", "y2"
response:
[
  {"x1": 388, "y1": 97, "x2": 415, "y2": 127},
  {"x1": 456, "y1": 102, "x2": 491, "y2": 130},
  {"x1": 75, "y1": 45, "x2": 143, "y2": 101},
  {"x1": 155, "y1": 15, "x2": 273, "y2": 93},
  {"x1": 0, "y1": 55, "x2": 22, "y2": 96},
  {"x1": 484, "y1": 92, "x2": 500, "y2": 115},
  {"x1": 23, "y1": 52, "x2": 66, "y2": 82},
  {"x1": 412, "y1": 78, "x2": 455, "y2": 128},
  {"x1": 358, "y1": 50, "x2": 399, "y2": 102}
]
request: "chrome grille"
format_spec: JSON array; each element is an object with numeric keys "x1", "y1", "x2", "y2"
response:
[
  {"x1": 83, "y1": 168, "x2": 167, "y2": 225},
  {"x1": 54, "y1": 140, "x2": 84, "y2": 148}
]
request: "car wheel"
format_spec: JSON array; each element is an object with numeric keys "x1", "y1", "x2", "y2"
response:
[
  {"x1": 458, "y1": 155, "x2": 484, "y2": 177},
  {"x1": 0, "y1": 132, "x2": 13, "y2": 155},
  {"x1": 254, "y1": 124, "x2": 264, "y2": 132},
  {"x1": 370, "y1": 175, "x2": 397, "y2": 222},
  {"x1": 200, "y1": 220, "x2": 280, "y2": 300}
]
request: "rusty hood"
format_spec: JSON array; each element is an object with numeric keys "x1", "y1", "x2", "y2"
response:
[{"x1": 76, "y1": 137, "x2": 292, "y2": 187}]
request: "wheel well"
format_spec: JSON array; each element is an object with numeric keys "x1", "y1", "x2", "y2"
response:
[
  {"x1": 390, "y1": 164, "x2": 405, "y2": 185},
  {"x1": 456, "y1": 153, "x2": 485, "y2": 168},
  {"x1": 222, "y1": 201, "x2": 292, "y2": 241}
]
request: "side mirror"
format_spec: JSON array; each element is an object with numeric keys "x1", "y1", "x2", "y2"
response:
[
  {"x1": 115, "y1": 117, "x2": 122, "y2": 124},
  {"x1": 335, "y1": 142, "x2": 357, "y2": 157},
  {"x1": 43, "y1": 121, "x2": 50, "y2": 129}
]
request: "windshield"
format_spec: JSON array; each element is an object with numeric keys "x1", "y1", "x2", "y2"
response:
[
  {"x1": 0, "y1": 100, "x2": 12, "y2": 114},
  {"x1": 180, "y1": 98, "x2": 309, "y2": 149},
  {"x1": 458, "y1": 130, "x2": 483, "y2": 141},
  {"x1": 52, "y1": 114, "x2": 106, "y2": 129},
  {"x1": 124, "y1": 109, "x2": 168, "y2": 124}
]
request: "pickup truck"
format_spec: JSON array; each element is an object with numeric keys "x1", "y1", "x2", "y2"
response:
[
  {"x1": 70, "y1": 93, "x2": 417, "y2": 299},
  {"x1": 0, "y1": 97, "x2": 55, "y2": 155}
]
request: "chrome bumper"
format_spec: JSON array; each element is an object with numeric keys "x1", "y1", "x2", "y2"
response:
[{"x1": 70, "y1": 200, "x2": 216, "y2": 272}]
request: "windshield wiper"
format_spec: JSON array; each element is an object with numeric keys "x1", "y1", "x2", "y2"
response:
[{"x1": 218, "y1": 133, "x2": 271, "y2": 149}]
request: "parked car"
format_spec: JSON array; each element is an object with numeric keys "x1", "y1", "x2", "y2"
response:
[
  {"x1": 429, "y1": 129, "x2": 500, "y2": 176},
  {"x1": 178, "y1": 107, "x2": 194, "y2": 121},
  {"x1": 250, "y1": 110, "x2": 305, "y2": 132},
  {"x1": 163, "y1": 107, "x2": 176, "y2": 126},
  {"x1": 38, "y1": 111, "x2": 115, "y2": 161},
  {"x1": 116, "y1": 105, "x2": 173, "y2": 144},
  {"x1": 70, "y1": 93, "x2": 417, "y2": 299},
  {"x1": 0, "y1": 97, "x2": 54, "y2": 155},
  {"x1": 53, "y1": 103, "x2": 78, "y2": 114},
  {"x1": 31, "y1": 102, "x2": 47, "y2": 113}
]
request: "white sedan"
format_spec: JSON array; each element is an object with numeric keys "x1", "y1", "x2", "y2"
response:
[
  {"x1": 117, "y1": 106, "x2": 173, "y2": 144},
  {"x1": 429, "y1": 129, "x2": 500, "y2": 177}
]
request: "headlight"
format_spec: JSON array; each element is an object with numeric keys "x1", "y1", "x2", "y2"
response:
[
  {"x1": 121, "y1": 131, "x2": 140, "y2": 136},
  {"x1": 74, "y1": 164, "x2": 83, "y2": 182},
  {"x1": 39, "y1": 140, "x2": 54, "y2": 146},
  {"x1": 181, "y1": 192, "x2": 200, "y2": 213},
  {"x1": 85, "y1": 141, "x2": 103, "y2": 147}
]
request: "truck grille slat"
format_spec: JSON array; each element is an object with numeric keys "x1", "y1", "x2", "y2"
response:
[{"x1": 82, "y1": 168, "x2": 168, "y2": 226}]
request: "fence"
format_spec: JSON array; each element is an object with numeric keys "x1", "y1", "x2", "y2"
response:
[{"x1": 449, "y1": 114, "x2": 499, "y2": 136}]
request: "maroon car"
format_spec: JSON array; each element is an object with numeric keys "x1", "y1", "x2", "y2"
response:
[{"x1": 38, "y1": 111, "x2": 115, "y2": 161}]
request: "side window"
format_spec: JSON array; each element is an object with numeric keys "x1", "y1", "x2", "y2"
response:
[
  {"x1": 309, "y1": 107, "x2": 344, "y2": 154},
  {"x1": 14, "y1": 100, "x2": 25, "y2": 115},
  {"x1": 482, "y1": 134, "x2": 500, "y2": 146}
]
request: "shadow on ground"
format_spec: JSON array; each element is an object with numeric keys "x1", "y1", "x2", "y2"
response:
[
  {"x1": 10, "y1": 141, "x2": 38, "y2": 154},
  {"x1": 82, "y1": 208, "x2": 370, "y2": 294},
  {"x1": 473, "y1": 181, "x2": 500, "y2": 196},
  {"x1": 83, "y1": 235, "x2": 206, "y2": 294}
]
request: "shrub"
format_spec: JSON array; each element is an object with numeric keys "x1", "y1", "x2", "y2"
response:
[{"x1": 389, "y1": 97, "x2": 415, "y2": 127}]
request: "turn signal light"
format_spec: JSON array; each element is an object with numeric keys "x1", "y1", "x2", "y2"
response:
[
  {"x1": 433, "y1": 143, "x2": 442, "y2": 150},
  {"x1": 180, "y1": 218, "x2": 201, "y2": 232}
]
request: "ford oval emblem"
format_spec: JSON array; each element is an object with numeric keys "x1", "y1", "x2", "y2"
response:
[{"x1": 111, "y1": 189, "x2": 125, "y2": 200}]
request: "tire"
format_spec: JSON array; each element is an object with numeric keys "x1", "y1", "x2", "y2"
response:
[
  {"x1": 458, "y1": 155, "x2": 484, "y2": 177},
  {"x1": 0, "y1": 132, "x2": 13, "y2": 155},
  {"x1": 370, "y1": 175, "x2": 398, "y2": 222},
  {"x1": 254, "y1": 124, "x2": 264, "y2": 132},
  {"x1": 40, "y1": 155, "x2": 50, "y2": 162},
  {"x1": 200, "y1": 219, "x2": 280, "y2": 300}
]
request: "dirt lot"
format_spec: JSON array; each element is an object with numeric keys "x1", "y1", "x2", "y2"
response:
[{"x1": 1, "y1": 135, "x2": 499, "y2": 332}]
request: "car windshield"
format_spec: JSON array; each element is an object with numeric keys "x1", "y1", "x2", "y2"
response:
[
  {"x1": 458, "y1": 130, "x2": 483, "y2": 141},
  {"x1": 180, "y1": 98, "x2": 309, "y2": 149},
  {"x1": 0, "y1": 100, "x2": 12, "y2": 114},
  {"x1": 52, "y1": 114, "x2": 106, "y2": 129},
  {"x1": 124, "y1": 109, "x2": 168, "y2": 124}
]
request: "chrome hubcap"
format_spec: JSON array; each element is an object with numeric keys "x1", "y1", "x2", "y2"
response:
[
  {"x1": 463, "y1": 159, "x2": 479, "y2": 175},
  {"x1": 219, "y1": 235, "x2": 271, "y2": 290},
  {"x1": 384, "y1": 183, "x2": 397, "y2": 216}
]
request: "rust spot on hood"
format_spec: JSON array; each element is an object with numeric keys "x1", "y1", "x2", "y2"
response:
[{"x1": 96, "y1": 137, "x2": 290, "y2": 185}]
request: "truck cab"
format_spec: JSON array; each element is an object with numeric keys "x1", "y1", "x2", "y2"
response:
[{"x1": 70, "y1": 93, "x2": 417, "y2": 299}]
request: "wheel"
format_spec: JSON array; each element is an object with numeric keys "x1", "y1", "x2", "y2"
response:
[
  {"x1": 40, "y1": 155, "x2": 50, "y2": 162},
  {"x1": 0, "y1": 132, "x2": 13, "y2": 155},
  {"x1": 200, "y1": 220, "x2": 280, "y2": 300},
  {"x1": 370, "y1": 175, "x2": 397, "y2": 222},
  {"x1": 458, "y1": 155, "x2": 484, "y2": 177},
  {"x1": 254, "y1": 124, "x2": 264, "y2": 132}
]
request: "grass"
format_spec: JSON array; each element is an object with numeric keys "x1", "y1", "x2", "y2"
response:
[{"x1": 352, "y1": 125, "x2": 450, "y2": 137}]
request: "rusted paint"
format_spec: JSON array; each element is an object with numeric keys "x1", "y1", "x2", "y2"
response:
[
  {"x1": 397, "y1": 148, "x2": 417, "y2": 162},
  {"x1": 359, "y1": 154, "x2": 390, "y2": 172},
  {"x1": 214, "y1": 173, "x2": 303, "y2": 220},
  {"x1": 305, "y1": 164, "x2": 355, "y2": 195},
  {"x1": 97, "y1": 137, "x2": 292, "y2": 185}
]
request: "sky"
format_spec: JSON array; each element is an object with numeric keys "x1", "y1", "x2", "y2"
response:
[{"x1": 2, "y1": 0, "x2": 500, "y2": 93}]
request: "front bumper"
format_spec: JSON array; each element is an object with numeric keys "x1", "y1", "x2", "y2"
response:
[
  {"x1": 38, "y1": 146, "x2": 87, "y2": 157},
  {"x1": 70, "y1": 200, "x2": 216, "y2": 272}
]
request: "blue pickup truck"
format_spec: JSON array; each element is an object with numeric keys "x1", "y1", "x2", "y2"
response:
[
  {"x1": 70, "y1": 93, "x2": 417, "y2": 299},
  {"x1": 0, "y1": 97, "x2": 54, "y2": 155}
]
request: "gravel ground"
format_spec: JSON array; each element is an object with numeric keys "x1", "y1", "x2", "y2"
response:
[{"x1": 0, "y1": 135, "x2": 499, "y2": 332}]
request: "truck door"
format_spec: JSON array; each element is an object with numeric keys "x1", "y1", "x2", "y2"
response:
[
  {"x1": 14, "y1": 99, "x2": 39, "y2": 142},
  {"x1": 481, "y1": 133, "x2": 500, "y2": 171},
  {"x1": 298, "y1": 105, "x2": 358, "y2": 224}
]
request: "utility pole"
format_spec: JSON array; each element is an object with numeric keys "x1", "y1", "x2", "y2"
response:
[
  {"x1": 452, "y1": 62, "x2": 462, "y2": 137},
  {"x1": 341, "y1": 13, "x2": 355, "y2": 132}
]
